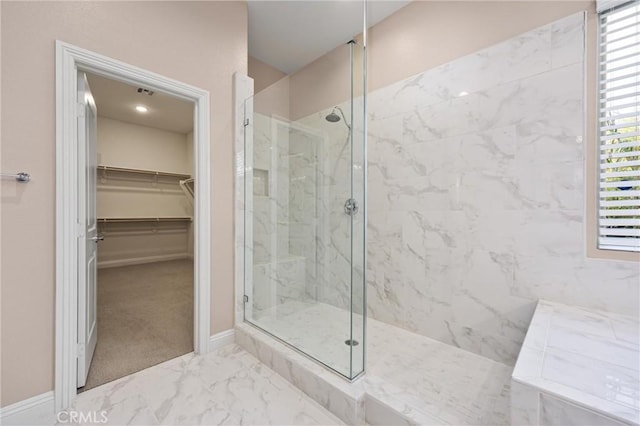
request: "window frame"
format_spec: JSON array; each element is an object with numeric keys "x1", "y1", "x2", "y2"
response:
[{"x1": 596, "y1": 0, "x2": 640, "y2": 253}]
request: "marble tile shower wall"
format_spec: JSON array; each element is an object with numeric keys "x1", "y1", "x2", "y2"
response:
[
  {"x1": 250, "y1": 105, "x2": 355, "y2": 314},
  {"x1": 251, "y1": 113, "x2": 275, "y2": 265},
  {"x1": 364, "y1": 12, "x2": 639, "y2": 366},
  {"x1": 288, "y1": 127, "x2": 321, "y2": 301},
  {"x1": 251, "y1": 113, "x2": 308, "y2": 311},
  {"x1": 294, "y1": 108, "x2": 362, "y2": 311}
]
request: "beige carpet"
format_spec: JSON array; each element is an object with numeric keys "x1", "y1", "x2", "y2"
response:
[{"x1": 80, "y1": 259, "x2": 194, "y2": 392}]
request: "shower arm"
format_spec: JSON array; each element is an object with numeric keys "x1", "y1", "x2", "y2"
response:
[{"x1": 335, "y1": 106, "x2": 351, "y2": 131}]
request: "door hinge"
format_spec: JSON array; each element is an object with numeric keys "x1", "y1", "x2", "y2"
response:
[
  {"x1": 244, "y1": 118, "x2": 250, "y2": 127},
  {"x1": 243, "y1": 295, "x2": 249, "y2": 303},
  {"x1": 77, "y1": 343, "x2": 85, "y2": 358},
  {"x1": 77, "y1": 102, "x2": 85, "y2": 117}
]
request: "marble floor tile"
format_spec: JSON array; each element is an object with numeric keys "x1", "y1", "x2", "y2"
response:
[
  {"x1": 65, "y1": 344, "x2": 344, "y2": 426},
  {"x1": 248, "y1": 300, "x2": 364, "y2": 377},
  {"x1": 65, "y1": 301, "x2": 512, "y2": 426}
]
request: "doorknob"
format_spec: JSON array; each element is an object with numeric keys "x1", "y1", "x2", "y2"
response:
[{"x1": 91, "y1": 235, "x2": 104, "y2": 242}]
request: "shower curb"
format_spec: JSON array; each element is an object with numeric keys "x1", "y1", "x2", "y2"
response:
[{"x1": 235, "y1": 323, "x2": 366, "y2": 425}]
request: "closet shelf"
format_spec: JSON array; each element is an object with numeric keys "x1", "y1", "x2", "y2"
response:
[
  {"x1": 97, "y1": 217, "x2": 192, "y2": 223},
  {"x1": 97, "y1": 165, "x2": 191, "y2": 180}
]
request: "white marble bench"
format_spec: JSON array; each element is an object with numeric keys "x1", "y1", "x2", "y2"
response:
[{"x1": 511, "y1": 300, "x2": 639, "y2": 425}]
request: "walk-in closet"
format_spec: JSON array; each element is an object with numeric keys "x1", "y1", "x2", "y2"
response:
[{"x1": 80, "y1": 74, "x2": 195, "y2": 391}]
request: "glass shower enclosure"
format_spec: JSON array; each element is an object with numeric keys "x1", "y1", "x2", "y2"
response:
[{"x1": 243, "y1": 32, "x2": 366, "y2": 379}]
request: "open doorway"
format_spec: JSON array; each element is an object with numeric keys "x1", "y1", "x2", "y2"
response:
[
  {"x1": 76, "y1": 72, "x2": 196, "y2": 391},
  {"x1": 56, "y1": 41, "x2": 211, "y2": 411}
]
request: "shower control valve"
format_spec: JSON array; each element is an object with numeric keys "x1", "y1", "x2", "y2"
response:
[{"x1": 344, "y1": 198, "x2": 359, "y2": 216}]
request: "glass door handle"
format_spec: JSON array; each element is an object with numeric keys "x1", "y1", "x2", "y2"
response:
[{"x1": 91, "y1": 235, "x2": 104, "y2": 242}]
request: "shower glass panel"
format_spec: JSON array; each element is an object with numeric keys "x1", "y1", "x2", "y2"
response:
[{"x1": 243, "y1": 30, "x2": 366, "y2": 379}]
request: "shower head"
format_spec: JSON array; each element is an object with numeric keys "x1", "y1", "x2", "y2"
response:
[
  {"x1": 325, "y1": 106, "x2": 351, "y2": 131},
  {"x1": 325, "y1": 109, "x2": 341, "y2": 123}
]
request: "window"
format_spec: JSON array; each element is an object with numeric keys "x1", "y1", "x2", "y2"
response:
[{"x1": 598, "y1": 0, "x2": 640, "y2": 252}]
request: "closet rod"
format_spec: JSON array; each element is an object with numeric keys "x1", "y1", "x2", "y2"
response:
[
  {"x1": 97, "y1": 217, "x2": 192, "y2": 223},
  {"x1": 97, "y1": 165, "x2": 191, "y2": 179},
  {"x1": 1, "y1": 172, "x2": 30, "y2": 182}
]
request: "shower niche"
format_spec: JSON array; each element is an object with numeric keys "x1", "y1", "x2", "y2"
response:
[
  {"x1": 252, "y1": 169, "x2": 268, "y2": 197},
  {"x1": 241, "y1": 35, "x2": 366, "y2": 380}
]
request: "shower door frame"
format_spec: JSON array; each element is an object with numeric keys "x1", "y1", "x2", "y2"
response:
[{"x1": 54, "y1": 41, "x2": 212, "y2": 412}]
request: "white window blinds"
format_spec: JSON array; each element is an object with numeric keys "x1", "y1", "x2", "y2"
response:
[
  {"x1": 598, "y1": 0, "x2": 640, "y2": 252},
  {"x1": 597, "y1": 0, "x2": 634, "y2": 13}
]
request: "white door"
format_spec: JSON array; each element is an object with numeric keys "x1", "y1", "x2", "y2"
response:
[{"x1": 77, "y1": 71, "x2": 99, "y2": 388}]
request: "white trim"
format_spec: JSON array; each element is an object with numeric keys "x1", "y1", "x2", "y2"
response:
[
  {"x1": 55, "y1": 41, "x2": 211, "y2": 412},
  {"x1": 209, "y1": 329, "x2": 236, "y2": 351},
  {"x1": 97, "y1": 253, "x2": 190, "y2": 269},
  {"x1": 0, "y1": 392, "x2": 55, "y2": 426},
  {"x1": 233, "y1": 73, "x2": 254, "y2": 325}
]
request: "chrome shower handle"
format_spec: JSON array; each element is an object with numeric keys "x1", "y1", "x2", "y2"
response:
[{"x1": 344, "y1": 198, "x2": 358, "y2": 216}]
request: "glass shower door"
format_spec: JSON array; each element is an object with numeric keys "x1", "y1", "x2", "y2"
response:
[{"x1": 243, "y1": 24, "x2": 366, "y2": 380}]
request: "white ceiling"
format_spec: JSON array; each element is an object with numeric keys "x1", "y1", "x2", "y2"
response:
[
  {"x1": 248, "y1": 1, "x2": 411, "y2": 74},
  {"x1": 87, "y1": 74, "x2": 194, "y2": 134}
]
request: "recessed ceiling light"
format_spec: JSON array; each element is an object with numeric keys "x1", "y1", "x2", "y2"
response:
[
  {"x1": 458, "y1": 91, "x2": 469, "y2": 97},
  {"x1": 135, "y1": 105, "x2": 148, "y2": 113}
]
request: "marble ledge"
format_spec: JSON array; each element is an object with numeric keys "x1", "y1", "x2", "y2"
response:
[{"x1": 512, "y1": 299, "x2": 640, "y2": 425}]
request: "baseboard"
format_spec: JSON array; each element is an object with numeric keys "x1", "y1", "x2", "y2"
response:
[
  {"x1": 209, "y1": 329, "x2": 235, "y2": 351},
  {"x1": 98, "y1": 253, "x2": 189, "y2": 269},
  {"x1": 0, "y1": 391, "x2": 55, "y2": 426}
]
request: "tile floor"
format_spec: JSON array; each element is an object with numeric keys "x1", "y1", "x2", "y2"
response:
[
  {"x1": 35, "y1": 301, "x2": 512, "y2": 426},
  {"x1": 66, "y1": 344, "x2": 343, "y2": 425},
  {"x1": 249, "y1": 301, "x2": 364, "y2": 376}
]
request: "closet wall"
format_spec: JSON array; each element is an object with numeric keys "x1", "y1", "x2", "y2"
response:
[{"x1": 97, "y1": 117, "x2": 194, "y2": 268}]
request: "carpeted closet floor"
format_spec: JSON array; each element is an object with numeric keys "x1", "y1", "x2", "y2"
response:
[{"x1": 80, "y1": 259, "x2": 194, "y2": 392}]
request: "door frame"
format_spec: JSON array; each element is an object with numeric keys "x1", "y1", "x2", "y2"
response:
[{"x1": 55, "y1": 41, "x2": 211, "y2": 411}]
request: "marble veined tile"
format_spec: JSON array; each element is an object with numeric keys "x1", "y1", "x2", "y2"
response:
[
  {"x1": 366, "y1": 13, "x2": 552, "y2": 121},
  {"x1": 541, "y1": 349, "x2": 639, "y2": 410},
  {"x1": 547, "y1": 328, "x2": 639, "y2": 370},
  {"x1": 247, "y1": 300, "x2": 363, "y2": 377},
  {"x1": 513, "y1": 300, "x2": 640, "y2": 425},
  {"x1": 243, "y1": 300, "x2": 512, "y2": 425},
  {"x1": 207, "y1": 364, "x2": 343, "y2": 426},
  {"x1": 367, "y1": 315, "x2": 513, "y2": 425},
  {"x1": 67, "y1": 344, "x2": 344, "y2": 426},
  {"x1": 550, "y1": 11, "x2": 585, "y2": 68},
  {"x1": 359, "y1": 11, "x2": 640, "y2": 369},
  {"x1": 540, "y1": 393, "x2": 628, "y2": 426}
]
